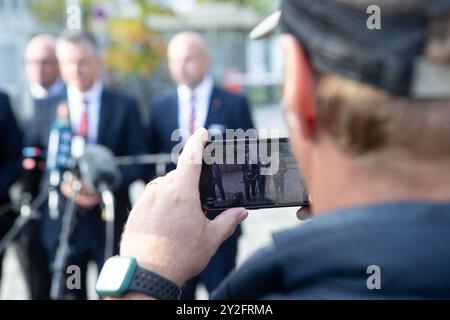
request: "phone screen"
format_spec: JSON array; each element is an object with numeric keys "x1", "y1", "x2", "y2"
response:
[{"x1": 199, "y1": 138, "x2": 309, "y2": 211}]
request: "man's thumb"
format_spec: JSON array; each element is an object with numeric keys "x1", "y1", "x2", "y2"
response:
[{"x1": 208, "y1": 208, "x2": 248, "y2": 247}]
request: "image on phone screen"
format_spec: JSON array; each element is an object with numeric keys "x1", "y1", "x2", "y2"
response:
[{"x1": 200, "y1": 138, "x2": 309, "y2": 211}]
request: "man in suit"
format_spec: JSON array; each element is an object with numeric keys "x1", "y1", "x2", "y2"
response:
[
  {"x1": 147, "y1": 32, "x2": 254, "y2": 299},
  {"x1": 242, "y1": 156, "x2": 259, "y2": 204},
  {"x1": 26, "y1": 31, "x2": 147, "y2": 300},
  {"x1": 0, "y1": 91, "x2": 22, "y2": 288},
  {"x1": 14, "y1": 33, "x2": 65, "y2": 300},
  {"x1": 211, "y1": 164, "x2": 225, "y2": 202}
]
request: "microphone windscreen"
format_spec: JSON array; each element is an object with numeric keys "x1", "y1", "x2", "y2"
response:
[{"x1": 78, "y1": 144, "x2": 121, "y2": 192}]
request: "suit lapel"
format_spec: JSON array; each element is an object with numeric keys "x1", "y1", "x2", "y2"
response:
[
  {"x1": 204, "y1": 86, "x2": 221, "y2": 129},
  {"x1": 170, "y1": 91, "x2": 179, "y2": 133},
  {"x1": 97, "y1": 89, "x2": 110, "y2": 145}
]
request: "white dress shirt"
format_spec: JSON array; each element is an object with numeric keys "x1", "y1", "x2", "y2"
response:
[
  {"x1": 29, "y1": 78, "x2": 65, "y2": 100},
  {"x1": 177, "y1": 76, "x2": 213, "y2": 141},
  {"x1": 67, "y1": 80, "x2": 103, "y2": 144}
]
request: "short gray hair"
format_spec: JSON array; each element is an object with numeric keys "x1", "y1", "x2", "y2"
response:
[{"x1": 56, "y1": 30, "x2": 101, "y2": 58}]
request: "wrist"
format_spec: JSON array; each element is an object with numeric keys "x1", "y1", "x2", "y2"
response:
[
  {"x1": 107, "y1": 293, "x2": 155, "y2": 300},
  {"x1": 120, "y1": 234, "x2": 189, "y2": 288},
  {"x1": 135, "y1": 260, "x2": 187, "y2": 288},
  {"x1": 97, "y1": 256, "x2": 182, "y2": 300}
]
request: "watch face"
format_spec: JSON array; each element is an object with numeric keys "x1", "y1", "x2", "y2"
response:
[{"x1": 96, "y1": 256, "x2": 137, "y2": 296}]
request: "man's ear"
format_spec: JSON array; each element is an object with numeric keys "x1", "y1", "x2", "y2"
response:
[{"x1": 281, "y1": 35, "x2": 317, "y2": 141}]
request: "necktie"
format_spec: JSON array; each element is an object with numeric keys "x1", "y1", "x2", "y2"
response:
[
  {"x1": 189, "y1": 92, "x2": 196, "y2": 136},
  {"x1": 79, "y1": 96, "x2": 89, "y2": 139}
]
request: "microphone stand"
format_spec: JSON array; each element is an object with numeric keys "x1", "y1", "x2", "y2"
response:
[
  {"x1": 115, "y1": 153, "x2": 172, "y2": 177},
  {"x1": 0, "y1": 185, "x2": 50, "y2": 255},
  {"x1": 99, "y1": 182, "x2": 115, "y2": 261},
  {"x1": 50, "y1": 176, "x2": 81, "y2": 300},
  {"x1": 48, "y1": 170, "x2": 61, "y2": 220},
  {"x1": 0, "y1": 202, "x2": 14, "y2": 218}
]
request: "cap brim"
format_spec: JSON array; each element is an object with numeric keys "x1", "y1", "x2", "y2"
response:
[{"x1": 249, "y1": 10, "x2": 281, "y2": 40}]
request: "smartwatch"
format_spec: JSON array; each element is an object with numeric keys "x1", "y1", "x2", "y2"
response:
[{"x1": 96, "y1": 256, "x2": 181, "y2": 300}]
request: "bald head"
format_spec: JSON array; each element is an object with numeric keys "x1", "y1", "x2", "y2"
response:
[
  {"x1": 167, "y1": 32, "x2": 211, "y2": 89},
  {"x1": 25, "y1": 34, "x2": 60, "y2": 88}
]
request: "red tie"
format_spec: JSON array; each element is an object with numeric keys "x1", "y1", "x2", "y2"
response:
[
  {"x1": 79, "y1": 97, "x2": 89, "y2": 138},
  {"x1": 189, "y1": 93, "x2": 196, "y2": 136}
]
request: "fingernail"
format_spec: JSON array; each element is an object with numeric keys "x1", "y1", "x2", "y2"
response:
[
  {"x1": 200, "y1": 128, "x2": 208, "y2": 142},
  {"x1": 239, "y1": 209, "x2": 248, "y2": 221}
]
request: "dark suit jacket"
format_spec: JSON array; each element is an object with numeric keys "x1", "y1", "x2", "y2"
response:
[
  {"x1": 0, "y1": 92, "x2": 22, "y2": 236},
  {"x1": 147, "y1": 86, "x2": 254, "y2": 161},
  {"x1": 212, "y1": 202, "x2": 450, "y2": 299},
  {"x1": 26, "y1": 87, "x2": 147, "y2": 252}
]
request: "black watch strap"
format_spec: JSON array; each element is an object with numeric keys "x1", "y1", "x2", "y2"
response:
[{"x1": 128, "y1": 266, "x2": 181, "y2": 300}]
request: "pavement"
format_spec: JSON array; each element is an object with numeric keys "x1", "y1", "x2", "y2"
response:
[{"x1": 0, "y1": 104, "x2": 303, "y2": 300}]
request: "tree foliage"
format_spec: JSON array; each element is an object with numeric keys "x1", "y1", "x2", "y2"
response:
[
  {"x1": 105, "y1": 19, "x2": 166, "y2": 76},
  {"x1": 27, "y1": 0, "x2": 169, "y2": 77},
  {"x1": 26, "y1": 0, "x2": 273, "y2": 76},
  {"x1": 27, "y1": 0, "x2": 66, "y2": 27},
  {"x1": 198, "y1": 0, "x2": 274, "y2": 14}
]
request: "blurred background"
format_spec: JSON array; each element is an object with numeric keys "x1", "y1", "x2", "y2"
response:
[
  {"x1": 0, "y1": 0, "x2": 284, "y2": 119},
  {"x1": 0, "y1": 0, "x2": 301, "y2": 300}
]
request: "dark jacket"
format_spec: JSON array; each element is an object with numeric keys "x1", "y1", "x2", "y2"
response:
[
  {"x1": 0, "y1": 92, "x2": 22, "y2": 236},
  {"x1": 212, "y1": 202, "x2": 450, "y2": 299}
]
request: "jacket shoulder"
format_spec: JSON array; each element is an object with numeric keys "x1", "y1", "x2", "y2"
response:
[
  {"x1": 150, "y1": 90, "x2": 176, "y2": 105},
  {"x1": 0, "y1": 91, "x2": 11, "y2": 109},
  {"x1": 102, "y1": 87, "x2": 138, "y2": 110},
  {"x1": 213, "y1": 86, "x2": 246, "y2": 102},
  {"x1": 148, "y1": 90, "x2": 177, "y2": 115},
  {"x1": 103, "y1": 87, "x2": 134, "y2": 102}
]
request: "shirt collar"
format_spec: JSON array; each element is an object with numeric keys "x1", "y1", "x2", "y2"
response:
[
  {"x1": 68, "y1": 79, "x2": 103, "y2": 104},
  {"x1": 177, "y1": 76, "x2": 214, "y2": 103},
  {"x1": 29, "y1": 78, "x2": 65, "y2": 100}
]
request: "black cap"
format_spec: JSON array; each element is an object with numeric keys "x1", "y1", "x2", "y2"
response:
[{"x1": 250, "y1": 0, "x2": 450, "y2": 95}]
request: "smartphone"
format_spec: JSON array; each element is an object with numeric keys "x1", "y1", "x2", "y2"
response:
[{"x1": 199, "y1": 137, "x2": 309, "y2": 211}]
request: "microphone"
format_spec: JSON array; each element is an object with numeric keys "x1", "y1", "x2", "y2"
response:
[
  {"x1": 19, "y1": 147, "x2": 46, "y2": 217},
  {"x1": 46, "y1": 103, "x2": 72, "y2": 219},
  {"x1": 47, "y1": 103, "x2": 72, "y2": 172},
  {"x1": 77, "y1": 144, "x2": 121, "y2": 260},
  {"x1": 77, "y1": 144, "x2": 121, "y2": 196}
]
